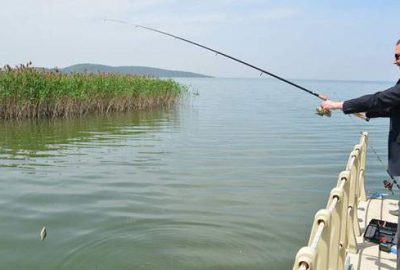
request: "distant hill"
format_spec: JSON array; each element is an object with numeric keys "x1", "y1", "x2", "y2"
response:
[{"x1": 58, "y1": 64, "x2": 212, "y2": 78}]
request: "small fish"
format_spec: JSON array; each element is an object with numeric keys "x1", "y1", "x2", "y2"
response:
[{"x1": 40, "y1": 226, "x2": 47, "y2": 241}]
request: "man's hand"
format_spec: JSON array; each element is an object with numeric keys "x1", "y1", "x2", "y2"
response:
[{"x1": 321, "y1": 100, "x2": 344, "y2": 110}]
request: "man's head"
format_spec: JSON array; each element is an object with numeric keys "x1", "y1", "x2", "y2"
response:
[{"x1": 394, "y1": 40, "x2": 400, "y2": 67}]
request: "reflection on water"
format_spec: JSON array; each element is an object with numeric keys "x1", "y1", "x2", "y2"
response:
[
  {"x1": 0, "y1": 110, "x2": 179, "y2": 168},
  {"x1": 0, "y1": 78, "x2": 394, "y2": 269}
]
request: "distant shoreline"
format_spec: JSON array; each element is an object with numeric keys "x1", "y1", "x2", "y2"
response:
[
  {"x1": 52, "y1": 63, "x2": 213, "y2": 78},
  {"x1": 33, "y1": 63, "x2": 395, "y2": 83}
]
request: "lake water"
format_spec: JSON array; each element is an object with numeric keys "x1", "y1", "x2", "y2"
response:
[{"x1": 0, "y1": 78, "x2": 395, "y2": 269}]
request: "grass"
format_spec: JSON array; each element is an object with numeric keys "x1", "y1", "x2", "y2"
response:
[{"x1": 0, "y1": 63, "x2": 186, "y2": 119}]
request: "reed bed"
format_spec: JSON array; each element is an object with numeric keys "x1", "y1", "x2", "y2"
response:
[{"x1": 0, "y1": 63, "x2": 185, "y2": 120}]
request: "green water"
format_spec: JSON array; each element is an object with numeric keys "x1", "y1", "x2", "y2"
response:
[{"x1": 0, "y1": 78, "x2": 394, "y2": 269}]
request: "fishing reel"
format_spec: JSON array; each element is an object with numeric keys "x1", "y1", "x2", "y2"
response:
[{"x1": 315, "y1": 107, "x2": 332, "y2": 117}]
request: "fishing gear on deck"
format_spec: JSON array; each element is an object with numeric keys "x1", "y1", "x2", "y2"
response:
[{"x1": 104, "y1": 19, "x2": 368, "y2": 121}]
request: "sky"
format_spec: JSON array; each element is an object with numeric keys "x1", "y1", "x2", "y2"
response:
[{"x1": 0, "y1": 0, "x2": 399, "y2": 81}]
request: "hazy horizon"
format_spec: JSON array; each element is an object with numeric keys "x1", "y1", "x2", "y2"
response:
[
  {"x1": 21, "y1": 62, "x2": 393, "y2": 83},
  {"x1": 2, "y1": 0, "x2": 399, "y2": 81}
]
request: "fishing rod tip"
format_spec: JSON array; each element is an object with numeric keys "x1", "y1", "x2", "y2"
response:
[
  {"x1": 104, "y1": 18, "x2": 127, "y2": 25},
  {"x1": 104, "y1": 18, "x2": 114, "y2": 24}
]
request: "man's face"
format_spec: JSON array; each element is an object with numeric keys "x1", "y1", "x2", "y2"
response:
[{"x1": 394, "y1": 44, "x2": 400, "y2": 67}]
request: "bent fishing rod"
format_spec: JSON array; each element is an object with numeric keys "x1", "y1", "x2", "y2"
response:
[{"x1": 105, "y1": 19, "x2": 368, "y2": 121}]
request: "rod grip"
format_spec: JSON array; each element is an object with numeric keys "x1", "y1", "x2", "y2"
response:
[{"x1": 353, "y1": 112, "x2": 369, "y2": 122}]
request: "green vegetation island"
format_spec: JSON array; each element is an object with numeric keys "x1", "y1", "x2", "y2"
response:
[{"x1": 0, "y1": 63, "x2": 201, "y2": 120}]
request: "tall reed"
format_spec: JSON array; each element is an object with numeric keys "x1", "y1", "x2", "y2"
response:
[{"x1": 0, "y1": 63, "x2": 185, "y2": 119}]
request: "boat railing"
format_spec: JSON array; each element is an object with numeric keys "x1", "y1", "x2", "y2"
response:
[{"x1": 292, "y1": 132, "x2": 368, "y2": 270}]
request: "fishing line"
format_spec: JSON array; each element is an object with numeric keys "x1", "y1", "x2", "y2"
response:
[
  {"x1": 346, "y1": 114, "x2": 400, "y2": 193},
  {"x1": 104, "y1": 19, "x2": 368, "y2": 121}
]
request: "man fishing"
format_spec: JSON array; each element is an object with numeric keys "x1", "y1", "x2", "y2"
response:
[{"x1": 321, "y1": 39, "x2": 400, "y2": 268}]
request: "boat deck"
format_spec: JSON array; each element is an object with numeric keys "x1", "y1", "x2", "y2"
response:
[{"x1": 347, "y1": 198, "x2": 398, "y2": 270}]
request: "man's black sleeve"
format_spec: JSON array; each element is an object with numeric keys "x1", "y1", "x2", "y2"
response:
[
  {"x1": 365, "y1": 110, "x2": 391, "y2": 118},
  {"x1": 342, "y1": 84, "x2": 400, "y2": 114}
]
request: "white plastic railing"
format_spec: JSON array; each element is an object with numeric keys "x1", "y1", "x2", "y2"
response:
[{"x1": 293, "y1": 132, "x2": 368, "y2": 270}]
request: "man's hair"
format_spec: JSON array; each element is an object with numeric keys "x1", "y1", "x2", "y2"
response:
[{"x1": 397, "y1": 39, "x2": 400, "y2": 45}]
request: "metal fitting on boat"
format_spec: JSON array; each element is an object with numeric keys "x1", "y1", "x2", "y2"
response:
[
  {"x1": 339, "y1": 171, "x2": 350, "y2": 182},
  {"x1": 294, "y1": 246, "x2": 316, "y2": 270},
  {"x1": 330, "y1": 187, "x2": 343, "y2": 202},
  {"x1": 315, "y1": 209, "x2": 331, "y2": 227},
  {"x1": 350, "y1": 150, "x2": 359, "y2": 158},
  {"x1": 354, "y1": 144, "x2": 362, "y2": 152}
]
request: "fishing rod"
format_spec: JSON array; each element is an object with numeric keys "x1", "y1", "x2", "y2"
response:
[{"x1": 104, "y1": 19, "x2": 368, "y2": 121}]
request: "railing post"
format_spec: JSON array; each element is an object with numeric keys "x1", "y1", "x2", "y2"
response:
[
  {"x1": 328, "y1": 187, "x2": 345, "y2": 270},
  {"x1": 347, "y1": 205, "x2": 358, "y2": 253},
  {"x1": 358, "y1": 133, "x2": 368, "y2": 201}
]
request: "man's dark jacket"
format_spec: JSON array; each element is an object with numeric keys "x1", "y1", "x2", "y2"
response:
[{"x1": 343, "y1": 79, "x2": 400, "y2": 176}]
